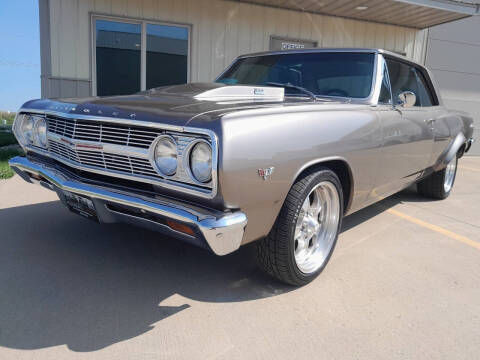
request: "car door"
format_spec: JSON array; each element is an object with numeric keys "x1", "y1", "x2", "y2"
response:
[{"x1": 376, "y1": 57, "x2": 435, "y2": 197}]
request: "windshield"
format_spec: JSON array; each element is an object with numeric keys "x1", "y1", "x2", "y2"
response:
[{"x1": 216, "y1": 52, "x2": 375, "y2": 99}]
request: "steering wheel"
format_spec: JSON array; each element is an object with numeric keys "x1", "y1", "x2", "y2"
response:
[{"x1": 325, "y1": 89, "x2": 349, "y2": 97}]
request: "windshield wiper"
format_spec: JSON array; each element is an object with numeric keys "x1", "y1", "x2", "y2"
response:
[{"x1": 265, "y1": 82, "x2": 317, "y2": 100}]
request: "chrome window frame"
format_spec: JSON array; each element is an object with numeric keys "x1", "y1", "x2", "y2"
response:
[{"x1": 14, "y1": 108, "x2": 218, "y2": 199}]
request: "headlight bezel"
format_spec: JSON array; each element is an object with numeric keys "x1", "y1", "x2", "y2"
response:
[
  {"x1": 33, "y1": 117, "x2": 48, "y2": 148},
  {"x1": 18, "y1": 114, "x2": 35, "y2": 145},
  {"x1": 14, "y1": 114, "x2": 49, "y2": 149},
  {"x1": 185, "y1": 139, "x2": 213, "y2": 184},
  {"x1": 151, "y1": 135, "x2": 178, "y2": 177}
]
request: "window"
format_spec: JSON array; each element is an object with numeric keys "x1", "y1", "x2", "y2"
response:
[
  {"x1": 217, "y1": 52, "x2": 375, "y2": 99},
  {"x1": 385, "y1": 59, "x2": 436, "y2": 107},
  {"x1": 146, "y1": 24, "x2": 188, "y2": 89},
  {"x1": 95, "y1": 20, "x2": 141, "y2": 96},
  {"x1": 94, "y1": 17, "x2": 190, "y2": 96},
  {"x1": 378, "y1": 62, "x2": 392, "y2": 105}
]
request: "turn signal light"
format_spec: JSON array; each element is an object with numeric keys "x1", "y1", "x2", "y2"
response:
[{"x1": 166, "y1": 220, "x2": 195, "y2": 236}]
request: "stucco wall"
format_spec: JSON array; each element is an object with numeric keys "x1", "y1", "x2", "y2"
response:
[
  {"x1": 426, "y1": 16, "x2": 480, "y2": 155},
  {"x1": 40, "y1": 0, "x2": 429, "y2": 99}
]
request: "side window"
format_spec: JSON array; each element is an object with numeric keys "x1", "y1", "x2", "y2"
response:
[
  {"x1": 386, "y1": 59, "x2": 421, "y2": 107},
  {"x1": 378, "y1": 62, "x2": 392, "y2": 105},
  {"x1": 386, "y1": 59, "x2": 436, "y2": 107},
  {"x1": 413, "y1": 69, "x2": 434, "y2": 107}
]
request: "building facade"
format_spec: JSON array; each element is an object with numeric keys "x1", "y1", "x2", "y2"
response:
[
  {"x1": 40, "y1": 0, "x2": 438, "y2": 99},
  {"x1": 39, "y1": 0, "x2": 479, "y2": 154},
  {"x1": 426, "y1": 15, "x2": 480, "y2": 155}
]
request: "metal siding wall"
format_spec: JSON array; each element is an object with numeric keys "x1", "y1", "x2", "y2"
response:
[
  {"x1": 45, "y1": 0, "x2": 428, "y2": 96},
  {"x1": 426, "y1": 16, "x2": 480, "y2": 156}
]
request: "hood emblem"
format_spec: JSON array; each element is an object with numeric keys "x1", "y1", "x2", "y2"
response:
[{"x1": 258, "y1": 167, "x2": 274, "y2": 180}]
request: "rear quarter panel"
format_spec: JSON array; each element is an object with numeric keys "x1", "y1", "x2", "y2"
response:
[
  {"x1": 431, "y1": 108, "x2": 474, "y2": 169},
  {"x1": 217, "y1": 104, "x2": 383, "y2": 244}
]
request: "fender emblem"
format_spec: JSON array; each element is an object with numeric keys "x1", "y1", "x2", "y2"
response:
[{"x1": 258, "y1": 167, "x2": 274, "y2": 180}]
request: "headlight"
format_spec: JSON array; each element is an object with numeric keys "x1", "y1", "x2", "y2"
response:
[
  {"x1": 153, "y1": 136, "x2": 177, "y2": 176},
  {"x1": 189, "y1": 141, "x2": 212, "y2": 183},
  {"x1": 33, "y1": 117, "x2": 48, "y2": 148},
  {"x1": 15, "y1": 114, "x2": 48, "y2": 149},
  {"x1": 19, "y1": 115, "x2": 35, "y2": 145}
]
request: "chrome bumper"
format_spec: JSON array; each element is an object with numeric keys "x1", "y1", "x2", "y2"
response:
[{"x1": 8, "y1": 156, "x2": 247, "y2": 256}]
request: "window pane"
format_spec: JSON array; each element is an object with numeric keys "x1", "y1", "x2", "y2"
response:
[
  {"x1": 378, "y1": 63, "x2": 392, "y2": 104},
  {"x1": 217, "y1": 52, "x2": 375, "y2": 98},
  {"x1": 386, "y1": 59, "x2": 422, "y2": 106},
  {"x1": 413, "y1": 69, "x2": 434, "y2": 107},
  {"x1": 146, "y1": 24, "x2": 188, "y2": 89},
  {"x1": 96, "y1": 20, "x2": 141, "y2": 96}
]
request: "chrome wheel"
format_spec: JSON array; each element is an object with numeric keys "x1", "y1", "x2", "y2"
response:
[
  {"x1": 294, "y1": 181, "x2": 340, "y2": 274},
  {"x1": 444, "y1": 157, "x2": 457, "y2": 193}
]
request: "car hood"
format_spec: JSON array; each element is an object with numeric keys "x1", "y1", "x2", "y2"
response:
[{"x1": 21, "y1": 83, "x2": 304, "y2": 127}]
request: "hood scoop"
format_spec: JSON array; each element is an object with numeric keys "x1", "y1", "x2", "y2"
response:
[{"x1": 194, "y1": 85, "x2": 284, "y2": 102}]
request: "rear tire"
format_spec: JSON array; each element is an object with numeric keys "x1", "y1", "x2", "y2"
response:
[
  {"x1": 256, "y1": 168, "x2": 343, "y2": 286},
  {"x1": 417, "y1": 156, "x2": 458, "y2": 200}
]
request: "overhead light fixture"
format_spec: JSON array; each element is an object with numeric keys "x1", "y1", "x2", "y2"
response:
[{"x1": 355, "y1": 6, "x2": 368, "y2": 10}]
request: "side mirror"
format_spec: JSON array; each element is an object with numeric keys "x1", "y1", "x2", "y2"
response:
[{"x1": 398, "y1": 91, "x2": 416, "y2": 108}]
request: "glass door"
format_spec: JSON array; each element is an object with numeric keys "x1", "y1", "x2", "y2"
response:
[
  {"x1": 95, "y1": 19, "x2": 141, "y2": 96},
  {"x1": 94, "y1": 16, "x2": 190, "y2": 97},
  {"x1": 146, "y1": 24, "x2": 189, "y2": 89}
]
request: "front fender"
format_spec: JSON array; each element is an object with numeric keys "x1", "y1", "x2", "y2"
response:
[{"x1": 218, "y1": 104, "x2": 381, "y2": 245}]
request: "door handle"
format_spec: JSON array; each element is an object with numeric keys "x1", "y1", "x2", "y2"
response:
[{"x1": 425, "y1": 119, "x2": 436, "y2": 125}]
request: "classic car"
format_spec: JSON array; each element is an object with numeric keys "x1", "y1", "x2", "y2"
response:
[{"x1": 9, "y1": 48, "x2": 475, "y2": 285}]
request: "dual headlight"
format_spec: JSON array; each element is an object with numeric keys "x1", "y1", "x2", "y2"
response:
[
  {"x1": 15, "y1": 114, "x2": 48, "y2": 148},
  {"x1": 153, "y1": 136, "x2": 212, "y2": 183}
]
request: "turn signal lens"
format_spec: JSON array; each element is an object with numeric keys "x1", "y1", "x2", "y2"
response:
[{"x1": 166, "y1": 220, "x2": 195, "y2": 236}]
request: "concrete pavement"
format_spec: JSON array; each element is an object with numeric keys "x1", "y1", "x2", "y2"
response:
[{"x1": 0, "y1": 157, "x2": 479, "y2": 359}]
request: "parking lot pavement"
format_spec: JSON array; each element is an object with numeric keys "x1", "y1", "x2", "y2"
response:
[{"x1": 0, "y1": 157, "x2": 479, "y2": 360}]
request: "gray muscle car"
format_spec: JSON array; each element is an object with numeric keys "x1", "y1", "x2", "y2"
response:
[{"x1": 9, "y1": 48, "x2": 475, "y2": 285}]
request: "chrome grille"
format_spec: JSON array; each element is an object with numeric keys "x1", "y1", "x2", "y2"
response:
[
  {"x1": 35, "y1": 112, "x2": 215, "y2": 194},
  {"x1": 48, "y1": 139, "x2": 159, "y2": 178},
  {"x1": 47, "y1": 116, "x2": 161, "y2": 149}
]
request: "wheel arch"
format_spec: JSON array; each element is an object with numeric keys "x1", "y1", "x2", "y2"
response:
[
  {"x1": 433, "y1": 132, "x2": 466, "y2": 172},
  {"x1": 293, "y1": 157, "x2": 354, "y2": 214}
]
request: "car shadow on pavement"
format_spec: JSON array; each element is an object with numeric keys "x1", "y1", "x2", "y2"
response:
[
  {"x1": 0, "y1": 200, "x2": 291, "y2": 352},
  {"x1": 0, "y1": 185, "x2": 431, "y2": 352},
  {"x1": 341, "y1": 185, "x2": 437, "y2": 232}
]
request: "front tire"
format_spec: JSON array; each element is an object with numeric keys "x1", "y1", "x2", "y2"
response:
[
  {"x1": 256, "y1": 168, "x2": 343, "y2": 286},
  {"x1": 417, "y1": 156, "x2": 458, "y2": 199}
]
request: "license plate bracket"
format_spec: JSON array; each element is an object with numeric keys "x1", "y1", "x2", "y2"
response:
[{"x1": 63, "y1": 191, "x2": 99, "y2": 222}]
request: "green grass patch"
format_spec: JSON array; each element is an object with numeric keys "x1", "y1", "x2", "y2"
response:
[
  {"x1": 0, "y1": 131, "x2": 17, "y2": 147},
  {"x1": 0, "y1": 148, "x2": 23, "y2": 179},
  {"x1": 0, "y1": 112, "x2": 16, "y2": 125}
]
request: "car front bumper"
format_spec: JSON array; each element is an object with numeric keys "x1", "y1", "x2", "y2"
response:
[{"x1": 8, "y1": 156, "x2": 247, "y2": 256}]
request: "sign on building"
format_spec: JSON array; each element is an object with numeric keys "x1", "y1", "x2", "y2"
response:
[{"x1": 270, "y1": 36, "x2": 317, "y2": 51}]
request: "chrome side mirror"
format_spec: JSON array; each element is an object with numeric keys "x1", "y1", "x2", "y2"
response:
[{"x1": 398, "y1": 91, "x2": 416, "y2": 108}]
